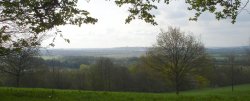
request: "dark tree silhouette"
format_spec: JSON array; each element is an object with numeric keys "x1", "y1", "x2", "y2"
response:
[
  {"x1": 0, "y1": 48, "x2": 39, "y2": 87},
  {"x1": 146, "y1": 27, "x2": 207, "y2": 95}
]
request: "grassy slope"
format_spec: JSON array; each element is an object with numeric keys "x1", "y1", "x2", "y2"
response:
[{"x1": 0, "y1": 84, "x2": 250, "y2": 101}]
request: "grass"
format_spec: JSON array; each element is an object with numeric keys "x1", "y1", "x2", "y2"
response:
[{"x1": 0, "y1": 84, "x2": 250, "y2": 101}]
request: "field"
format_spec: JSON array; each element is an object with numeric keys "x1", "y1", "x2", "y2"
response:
[{"x1": 0, "y1": 84, "x2": 250, "y2": 101}]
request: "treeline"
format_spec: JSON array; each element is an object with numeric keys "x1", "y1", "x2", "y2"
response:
[
  {"x1": 1, "y1": 27, "x2": 250, "y2": 93},
  {"x1": 45, "y1": 56, "x2": 139, "y2": 69},
  {"x1": 0, "y1": 54, "x2": 250, "y2": 92},
  {"x1": 0, "y1": 55, "x2": 169, "y2": 92}
]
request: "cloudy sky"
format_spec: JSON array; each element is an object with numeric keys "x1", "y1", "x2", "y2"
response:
[{"x1": 43, "y1": 0, "x2": 250, "y2": 48}]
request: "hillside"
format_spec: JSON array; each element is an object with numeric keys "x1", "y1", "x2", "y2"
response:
[
  {"x1": 0, "y1": 84, "x2": 250, "y2": 101},
  {"x1": 40, "y1": 47, "x2": 148, "y2": 58},
  {"x1": 40, "y1": 46, "x2": 248, "y2": 58}
]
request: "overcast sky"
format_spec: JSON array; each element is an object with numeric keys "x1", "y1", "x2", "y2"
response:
[{"x1": 43, "y1": 0, "x2": 250, "y2": 48}]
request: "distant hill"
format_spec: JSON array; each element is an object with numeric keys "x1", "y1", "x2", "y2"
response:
[
  {"x1": 206, "y1": 46, "x2": 248, "y2": 54},
  {"x1": 40, "y1": 46, "x2": 249, "y2": 58},
  {"x1": 40, "y1": 47, "x2": 148, "y2": 58}
]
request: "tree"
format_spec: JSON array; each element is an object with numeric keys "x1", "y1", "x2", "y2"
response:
[
  {"x1": 246, "y1": 39, "x2": 250, "y2": 65},
  {"x1": 115, "y1": 0, "x2": 248, "y2": 24},
  {"x1": 90, "y1": 57, "x2": 114, "y2": 91},
  {"x1": 0, "y1": 47, "x2": 39, "y2": 87},
  {"x1": 0, "y1": 0, "x2": 97, "y2": 55},
  {"x1": 226, "y1": 53, "x2": 236, "y2": 91},
  {"x1": 0, "y1": 0, "x2": 248, "y2": 55},
  {"x1": 146, "y1": 27, "x2": 207, "y2": 95}
]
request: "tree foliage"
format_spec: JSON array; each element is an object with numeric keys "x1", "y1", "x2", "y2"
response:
[
  {"x1": 0, "y1": 0, "x2": 248, "y2": 55},
  {"x1": 0, "y1": 47, "x2": 39, "y2": 87},
  {"x1": 90, "y1": 57, "x2": 114, "y2": 91},
  {"x1": 145, "y1": 27, "x2": 208, "y2": 94},
  {"x1": 115, "y1": 0, "x2": 247, "y2": 25},
  {"x1": 0, "y1": 0, "x2": 97, "y2": 55}
]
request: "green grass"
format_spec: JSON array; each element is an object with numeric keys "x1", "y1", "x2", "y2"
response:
[{"x1": 0, "y1": 84, "x2": 250, "y2": 101}]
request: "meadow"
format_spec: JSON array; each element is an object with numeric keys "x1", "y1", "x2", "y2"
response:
[{"x1": 0, "y1": 84, "x2": 250, "y2": 101}]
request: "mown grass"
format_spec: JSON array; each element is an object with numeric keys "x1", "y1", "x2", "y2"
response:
[{"x1": 0, "y1": 84, "x2": 250, "y2": 101}]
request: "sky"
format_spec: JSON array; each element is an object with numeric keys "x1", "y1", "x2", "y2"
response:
[{"x1": 43, "y1": 0, "x2": 250, "y2": 48}]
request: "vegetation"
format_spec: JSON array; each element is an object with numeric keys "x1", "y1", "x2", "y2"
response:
[
  {"x1": 1, "y1": 0, "x2": 249, "y2": 56},
  {"x1": 1, "y1": 27, "x2": 250, "y2": 94},
  {"x1": 0, "y1": 84, "x2": 250, "y2": 101},
  {"x1": 0, "y1": 0, "x2": 97, "y2": 55},
  {"x1": 0, "y1": 29, "x2": 250, "y2": 92},
  {"x1": 0, "y1": 0, "x2": 249, "y2": 100},
  {"x1": 115, "y1": 0, "x2": 246, "y2": 24},
  {"x1": 0, "y1": 48, "x2": 40, "y2": 87},
  {"x1": 145, "y1": 27, "x2": 208, "y2": 94}
]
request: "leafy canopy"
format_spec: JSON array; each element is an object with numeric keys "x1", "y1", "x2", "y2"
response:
[
  {"x1": 0, "y1": 0, "x2": 97, "y2": 55},
  {"x1": 115, "y1": 0, "x2": 245, "y2": 25}
]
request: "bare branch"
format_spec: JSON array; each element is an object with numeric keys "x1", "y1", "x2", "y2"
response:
[{"x1": 238, "y1": 0, "x2": 250, "y2": 14}]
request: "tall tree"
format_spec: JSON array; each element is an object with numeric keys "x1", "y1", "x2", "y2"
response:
[
  {"x1": 0, "y1": 48, "x2": 39, "y2": 87},
  {"x1": 90, "y1": 57, "x2": 114, "y2": 91},
  {"x1": 227, "y1": 53, "x2": 236, "y2": 91},
  {"x1": 146, "y1": 27, "x2": 207, "y2": 95},
  {"x1": 246, "y1": 39, "x2": 250, "y2": 65}
]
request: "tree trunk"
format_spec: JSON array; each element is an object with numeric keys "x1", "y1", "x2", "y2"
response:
[
  {"x1": 231, "y1": 64, "x2": 234, "y2": 92},
  {"x1": 175, "y1": 83, "x2": 180, "y2": 95},
  {"x1": 16, "y1": 74, "x2": 20, "y2": 87},
  {"x1": 175, "y1": 75, "x2": 180, "y2": 95}
]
